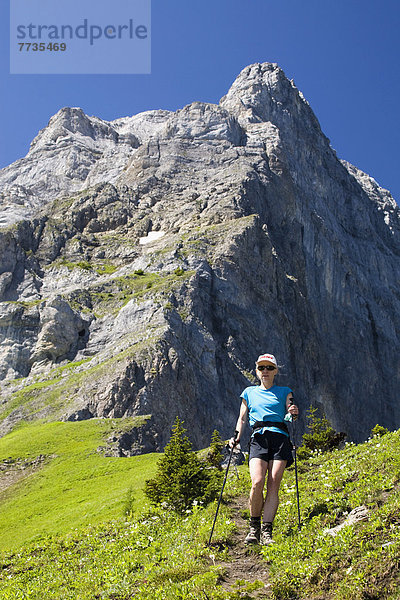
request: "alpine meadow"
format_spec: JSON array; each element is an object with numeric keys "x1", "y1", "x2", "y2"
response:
[{"x1": 0, "y1": 62, "x2": 399, "y2": 598}]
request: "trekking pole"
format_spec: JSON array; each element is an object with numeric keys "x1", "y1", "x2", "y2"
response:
[
  {"x1": 289, "y1": 400, "x2": 301, "y2": 530},
  {"x1": 207, "y1": 430, "x2": 238, "y2": 546}
]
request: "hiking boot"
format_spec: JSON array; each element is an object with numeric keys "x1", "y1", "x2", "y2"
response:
[
  {"x1": 244, "y1": 523, "x2": 261, "y2": 544},
  {"x1": 260, "y1": 522, "x2": 274, "y2": 546}
]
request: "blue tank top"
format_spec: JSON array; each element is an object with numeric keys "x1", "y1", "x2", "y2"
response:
[{"x1": 241, "y1": 385, "x2": 292, "y2": 437}]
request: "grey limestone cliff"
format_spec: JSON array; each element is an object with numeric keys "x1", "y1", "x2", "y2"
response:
[{"x1": 0, "y1": 62, "x2": 399, "y2": 450}]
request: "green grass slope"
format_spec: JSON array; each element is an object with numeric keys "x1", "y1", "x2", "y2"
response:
[
  {"x1": 0, "y1": 419, "x2": 157, "y2": 550},
  {"x1": 1, "y1": 425, "x2": 400, "y2": 599},
  {"x1": 264, "y1": 430, "x2": 400, "y2": 599}
]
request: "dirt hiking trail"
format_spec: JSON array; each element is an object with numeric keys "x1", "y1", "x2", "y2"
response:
[{"x1": 210, "y1": 495, "x2": 272, "y2": 598}]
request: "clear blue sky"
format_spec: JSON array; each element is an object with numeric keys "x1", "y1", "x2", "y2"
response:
[{"x1": 1, "y1": 0, "x2": 399, "y2": 203}]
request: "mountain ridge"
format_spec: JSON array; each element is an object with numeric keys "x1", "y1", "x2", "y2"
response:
[{"x1": 0, "y1": 62, "x2": 399, "y2": 449}]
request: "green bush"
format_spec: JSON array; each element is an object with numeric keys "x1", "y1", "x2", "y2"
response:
[
  {"x1": 122, "y1": 486, "x2": 136, "y2": 517},
  {"x1": 297, "y1": 405, "x2": 346, "y2": 460},
  {"x1": 206, "y1": 429, "x2": 224, "y2": 470},
  {"x1": 371, "y1": 424, "x2": 389, "y2": 438},
  {"x1": 144, "y1": 418, "x2": 223, "y2": 512}
]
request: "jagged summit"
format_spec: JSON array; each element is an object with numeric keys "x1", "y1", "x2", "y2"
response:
[
  {"x1": 0, "y1": 62, "x2": 399, "y2": 449},
  {"x1": 28, "y1": 107, "x2": 130, "y2": 153},
  {"x1": 220, "y1": 62, "x2": 321, "y2": 131},
  {"x1": 0, "y1": 62, "x2": 397, "y2": 227}
]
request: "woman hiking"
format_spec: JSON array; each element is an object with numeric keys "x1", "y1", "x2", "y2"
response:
[{"x1": 230, "y1": 353, "x2": 299, "y2": 545}]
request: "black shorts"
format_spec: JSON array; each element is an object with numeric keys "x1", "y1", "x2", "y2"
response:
[{"x1": 249, "y1": 430, "x2": 294, "y2": 468}]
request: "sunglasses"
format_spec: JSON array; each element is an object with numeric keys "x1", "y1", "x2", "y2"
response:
[{"x1": 257, "y1": 365, "x2": 276, "y2": 371}]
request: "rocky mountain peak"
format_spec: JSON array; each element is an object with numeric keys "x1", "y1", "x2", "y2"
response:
[
  {"x1": 220, "y1": 62, "x2": 323, "y2": 137},
  {"x1": 29, "y1": 107, "x2": 124, "y2": 153},
  {"x1": 0, "y1": 62, "x2": 399, "y2": 451}
]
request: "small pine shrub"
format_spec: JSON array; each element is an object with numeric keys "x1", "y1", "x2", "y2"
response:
[
  {"x1": 297, "y1": 405, "x2": 346, "y2": 460},
  {"x1": 144, "y1": 418, "x2": 223, "y2": 513},
  {"x1": 206, "y1": 430, "x2": 224, "y2": 470},
  {"x1": 371, "y1": 424, "x2": 389, "y2": 438},
  {"x1": 122, "y1": 486, "x2": 136, "y2": 517}
]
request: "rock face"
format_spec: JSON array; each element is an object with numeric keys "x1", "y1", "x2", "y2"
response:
[{"x1": 0, "y1": 62, "x2": 399, "y2": 449}]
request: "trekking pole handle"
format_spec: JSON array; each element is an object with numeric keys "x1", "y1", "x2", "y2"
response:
[
  {"x1": 230, "y1": 430, "x2": 239, "y2": 448},
  {"x1": 288, "y1": 398, "x2": 298, "y2": 449},
  {"x1": 288, "y1": 398, "x2": 298, "y2": 420}
]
